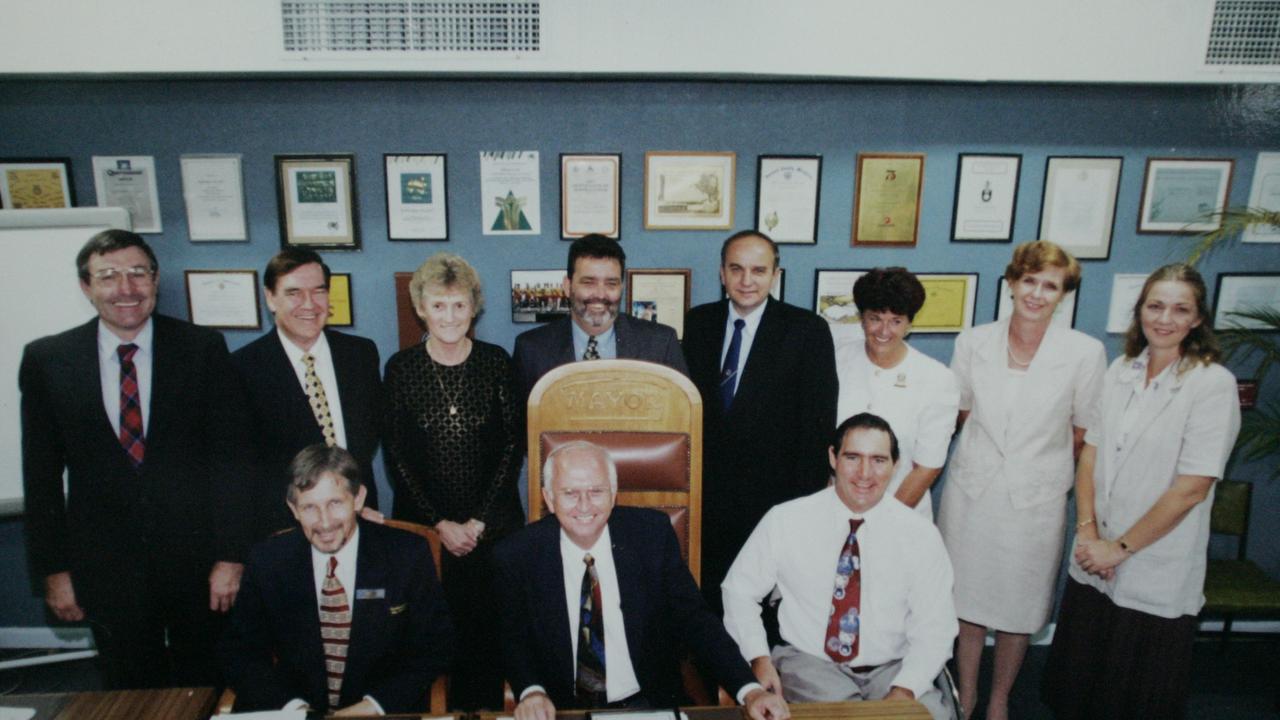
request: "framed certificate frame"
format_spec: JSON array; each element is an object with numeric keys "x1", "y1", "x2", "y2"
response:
[
  {"x1": 644, "y1": 151, "x2": 736, "y2": 230},
  {"x1": 275, "y1": 154, "x2": 359, "y2": 250},
  {"x1": 1138, "y1": 157, "x2": 1234, "y2": 234},
  {"x1": 1038, "y1": 156, "x2": 1123, "y2": 260},
  {"x1": 626, "y1": 268, "x2": 691, "y2": 339},
  {"x1": 327, "y1": 272, "x2": 354, "y2": 327},
  {"x1": 913, "y1": 273, "x2": 979, "y2": 334},
  {"x1": 1213, "y1": 272, "x2": 1280, "y2": 332},
  {"x1": 1244, "y1": 152, "x2": 1280, "y2": 243},
  {"x1": 561, "y1": 153, "x2": 621, "y2": 239},
  {"x1": 756, "y1": 155, "x2": 821, "y2": 244},
  {"x1": 0, "y1": 157, "x2": 75, "y2": 209},
  {"x1": 951, "y1": 153, "x2": 1021, "y2": 242},
  {"x1": 384, "y1": 154, "x2": 448, "y2": 241},
  {"x1": 92, "y1": 155, "x2": 163, "y2": 233},
  {"x1": 852, "y1": 153, "x2": 925, "y2": 247},
  {"x1": 813, "y1": 269, "x2": 870, "y2": 325},
  {"x1": 184, "y1": 270, "x2": 261, "y2": 330},
  {"x1": 996, "y1": 277, "x2": 1078, "y2": 328},
  {"x1": 1106, "y1": 273, "x2": 1149, "y2": 333},
  {"x1": 180, "y1": 154, "x2": 248, "y2": 242},
  {"x1": 511, "y1": 269, "x2": 569, "y2": 323}
]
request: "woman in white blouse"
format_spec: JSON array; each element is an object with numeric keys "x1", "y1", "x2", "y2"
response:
[
  {"x1": 937, "y1": 241, "x2": 1105, "y2": 720},
  {"x1": 1042, "y1": 264, "x2": 1240, "y2": 719}
]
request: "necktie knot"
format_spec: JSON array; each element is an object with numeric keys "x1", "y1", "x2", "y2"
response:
[
  {"x1": 583, "y1": 336, "x2": 600, "y2": 361},
  {"x1": 584, "y1": 553, "x2": 595, "y2": 568},
  {"x1": 734, "y1": 318, "x2": 746, "y2": 331},
  {"x1": 117, "y1": 343, "x2": 138, "y2": 363},
  {"x1": 849, "y1": 518, "x2": 864, "y2": 535},
  {"x1": 327, "y1": 555, "x2": 338, "y2": 578},
  {"x1": 303, "y1": 352, "x2": 317, "y2": 369}
]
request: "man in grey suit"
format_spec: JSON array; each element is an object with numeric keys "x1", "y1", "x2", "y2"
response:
[{"x1": 512, "y1": 234, "x2": 687, "y2": 401}]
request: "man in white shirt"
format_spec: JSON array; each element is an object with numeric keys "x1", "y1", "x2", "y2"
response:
[
  {"x1": 722, "y1": 413, "x2": 958, "y2": 719},
  {"x1": 220, "y1": 444, "x2": 453, "y2": 715},
  {"x1": 493, "y1": 441, "x2": 789, "y2": 720}
]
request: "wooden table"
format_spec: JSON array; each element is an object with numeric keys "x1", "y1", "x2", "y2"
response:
[
  {"x1": 478, "y1": 700, "x2": 930, "y2": 720},
  {"x1": 0, "y1": 686, "x2": 216, "y2": 720}
]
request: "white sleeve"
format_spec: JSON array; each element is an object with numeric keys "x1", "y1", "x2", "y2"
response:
[
  {"x1": 890, "y1": 530, "x2": 958, "y2": 698},
  {"x1": 720, "y1": 510, "x2": 781, "y2": 662},
  {"x1": 1069, "y1": 337, "x2": 1108, "y2": 432},
  {"x1": 911, "y1": 365, "x2": 960, "y2": 469},
  {"x1": 1176, "y1": 365, "x2": 1241, "y2": 478}
]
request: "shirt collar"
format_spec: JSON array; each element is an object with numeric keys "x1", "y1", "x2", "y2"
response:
[
  {"x1": 559, "y1": 524, "x2": 613, "y2": 565},
  {"x1": 728, "y1": 297, "x2": 768, "y2": 336},
  {"x1": 98, "y1": 317, "x2": 154, "y2": 357},
  {"x1": 571, "y1": 317, "x2": 616, "y2": 349}
]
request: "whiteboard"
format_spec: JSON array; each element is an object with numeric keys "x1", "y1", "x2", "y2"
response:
[{"x1": 0, "y1": 208, "x2": 131, "y2": 515}]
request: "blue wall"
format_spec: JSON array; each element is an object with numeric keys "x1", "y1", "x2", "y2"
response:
[{"x1": 2, "y1": 79, "x2": 1278, "y2": 628}]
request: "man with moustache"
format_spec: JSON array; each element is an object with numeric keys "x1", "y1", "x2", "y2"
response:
[
  {"x1": 512, "y1": 234, "x2": 688, "y2": 402},
  {"x1": 20, "y1": 229, "x2": 250, "y2": 688}
]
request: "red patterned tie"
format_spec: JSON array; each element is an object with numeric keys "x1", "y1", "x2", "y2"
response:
[
  {"x1": 320, "y1": 556, "x2": 352, "y2": 709},
  {"x1": 824, "y1": 518, "x2": 864, "y2": 662},
  {"x1": 117, "y1": 344, "x2": 145, "y2": 467}
]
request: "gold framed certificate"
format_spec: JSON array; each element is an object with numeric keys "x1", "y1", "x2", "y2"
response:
[
  {"x1": 275, "y1": 154, "x2": 360, "y2": 250},
  {"x1": 644, "y1": 151, "x2": 736, "y2": 230},
  {"x1": 852, "y1": 153, "x2": 924, "y2": 247},
  {"x1": 0, "y1": 157, "x2": 74, "y2": 209},
  {"x1": 912, "y1": 273, "x2": 978, "y2": 334},
  {"x1": 327, "y1": 273, "x2": 354, "y2": 327}
]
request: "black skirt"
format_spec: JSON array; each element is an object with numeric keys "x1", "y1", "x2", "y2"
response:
[{"x1": 1041, "y1": 578, "x2": 1197, "y2": 720}]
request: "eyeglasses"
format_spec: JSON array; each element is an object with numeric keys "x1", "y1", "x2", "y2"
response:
[{"x1": 90, "y1": 266, "x2": 154, "y2": 283}]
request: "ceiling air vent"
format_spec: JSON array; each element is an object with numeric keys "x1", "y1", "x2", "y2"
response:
[
  {"x1": 1206, "y1": 0, "x2": 1280, "y2": 66},
  {"x1": 282, "y1": 1, "x2": 541, "y2": 54}
]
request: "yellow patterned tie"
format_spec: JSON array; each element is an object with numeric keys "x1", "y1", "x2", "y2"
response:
[{"x1": 303, "y1": 353, "x2": 337, "y2": 447}]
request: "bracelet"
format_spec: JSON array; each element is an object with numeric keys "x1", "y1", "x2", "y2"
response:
[
  {"x1": 1076, "y1": 518, "x2": 1095, "y2": 529},
  {"x1": 1118, "y1": 537, "x2": 1136, "y2": 555}
]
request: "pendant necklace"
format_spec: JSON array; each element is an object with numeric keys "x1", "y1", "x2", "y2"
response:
[{"x1": 426, "y1": 340, "x2": 463, "y2": 416}]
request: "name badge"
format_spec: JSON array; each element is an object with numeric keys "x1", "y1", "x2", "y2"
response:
[{"x1": 355, "y1": 588, "x2": 386, "y2": 600}]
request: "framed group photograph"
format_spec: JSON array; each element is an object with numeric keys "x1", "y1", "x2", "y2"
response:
[
  {"x1": 275, "y1": 154, "x2": 359, "y2": 250},
  {"x1": 184, "y1": 270, "x2": 261, "y2": 330},
  {"x1": 626, "y1": 268, "x2": 691, "y2": 338},
  {"x1": 913, "y1": 273, "x2": 978, "y2": 333},
  {"x1": 852, "y1": 153, "x2": 924, "y2": 247},
  {"x1": 326, "y1": 273, "x2": 354, "y2": 327},
  {"x1": 0, "y1": 157, "x2": 75, "y2": 209},
  {"x1": 385, "y1": 154, "x2": 448, "y2": 241},
  {"x1": 511, "y1": 269, "x2": 569, "y2": 323},
  {"x1": 93, "y1": 155, "x2": 163, "y2": 233},
  {"x1": 996, "y1": 277, "x2": 1078, "y2": 328},
  {"x1": 1244, "y1": 152, "x2": 1280, "y2": 243},
  {"x1": 644, "y1": 151, "x2": 736, "y2": 230},
  {"x1": 1038, "y1": 156, "x2": 1123, "y2": 260},
  {"x1": 722, "y1": 268, "x2": 785, "y2": 303},
  {"x1": 561, "y1": 153, "x2": 621, "y2": 239},
  {"x1": 1138, "y1": 157, "x2": 1234, "y2": 234},
  {"x1": 1213, "y1": 272, "x2": 1280, "y2": 331},
  {"x1": 952, "y1": 153, "x2": 1021, "y2": 242},
  {"x1": 180, "y1": 154, "x2": 248, "y2": 242},
  {"x1": 1106, "y1": 273, "x2": 1149, "y2": 333},
  {"x1": 756, "y1": 155, "x2": 821, "y2": 244},
  {"x1": 813, "y1": 269, "x2": 870, "y2": 325}
]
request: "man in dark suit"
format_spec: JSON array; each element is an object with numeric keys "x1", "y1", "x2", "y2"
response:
[
  {"x1": 493, "y1": 441, "x2": 788, "y2": 720},
  {"x1": 20, "y1": 230, "x2": 251, "y2": 688},
  {"x1": 220, "y1": 444, "x2": 454, "y2": 715},
  {"x1": 682, "y1": 231, "x2": 838, "y2": 611},
  {"x1": 232, "y1": 249, "x2": 383, "y2": 538},
  {"x1": 512, "y1": 234, "x2": 687, "y2": 402}
]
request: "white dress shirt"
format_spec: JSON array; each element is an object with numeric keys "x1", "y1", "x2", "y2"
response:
[
  {"x1": 278, "y1": 329, "x2": 348, "y2": 448},
  {"x1": 719, "y1": 298, "x2": 769, "y2": 383},
  {"x1": 557, "y1": 527, "x2": 641, "y2": 702},
  {"x1": 97, "y1": 319, "x2": 154, "y2": 437},
  {"x1": 722, "y1": 487, "x2": 957, "y2": 698}
]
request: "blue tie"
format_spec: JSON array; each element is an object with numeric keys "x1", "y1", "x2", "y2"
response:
[{"x1": 720, "y1": 318, "x2": 746, "y2": 412}]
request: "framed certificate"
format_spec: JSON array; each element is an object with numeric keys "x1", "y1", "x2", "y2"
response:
[
  {"x1": 511, "y1": 269, "x2": 569, "y2": 323},
  {"x1": 184, "y1": 270, "x2": 261, "y2": 329},
  {"x1": 1244, "y1": 152, "x2": 1280, "y2": 244},
  {"x1": 756, "y1": 155, "x2": 821, "y2": 244},
  {"x1": 996, "y1": 277, "x2": 1078, "y2": 328},
  {"x1": 852, "y1": 153, "x2": 925, "y2": 247},
  {"x1": 1213, "y1": 272, "x2": 1280, "y2": 331},
  {"x1": 913, "y1": 273, "x2": 979, "y2": 334},
  {"x1": 1038, "y1": 156, "x2": 1123, "y2": 260},
  {"x1": 1106, "y1": 273, "x2": 1150, "y2": 333},
  {"x1": 327, "y1": 272, "x2": 354, "y2": 327},
  {"x1": 0, "y1": 157, "x2": 74, "y2": 209},
  {"x1": 951, "y1": 153, "x2": 1021, "y2": 242},
  {"x1": 644, "y1": 152, "x2": 736, "y2": 230},
  {"x1": 481, "y1": 151, "x2": 541, "y2": 235},
  {"x1": 626, "y1": 268, "x2": 691, "y2": 339},
  {"x1": 275, "y1": 154, "x2": 359, "y2": 250},
  {"x1": 1138, "y1": 157, "x2": 1234, "y2": 234},
  {"x1": 92, "y1": 155, "x2": 163, "y2": 233},
  {"x1": 384, "y1": 154, "x2": 448, "y2": 241},
  {"x1": 561, "y1": 153, "x2": 621, "y2": 239},
  {"x1": 813, "y1": 269, "x2": 870, "y2": 325},
  {"x1": 180, "y1": 154, "x2": 248, "y2": 242}
]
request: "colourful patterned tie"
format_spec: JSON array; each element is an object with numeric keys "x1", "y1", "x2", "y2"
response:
[
  {"x1": 719, "y1": 318, "x2": 745, "y2": 411},
  {"x1": 320, "y1": 556, "x2": 352, "y2": 709},
  {"x1": 583, "y1": 335, "x2": 600, "y2": 361},
  {"x1": 117, "y1": 344, "x2": 145, "y2": 467},
  {"x1": 303, "y1": 353, "x2": 337, "y2": 447},
  {"x1": 576, "y1": 553, "x2": 607, "y2": 706},
  {"x1": 824, "y1": 518, "x2": 864, "y2": 663}
]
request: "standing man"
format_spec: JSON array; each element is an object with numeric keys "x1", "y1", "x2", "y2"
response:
[
  {"x1": 20, "y1": 229, "x2": 250, "y2": 688},
  {"x1": 512, "y1": 234, "x2": 687, "y2": 402},
  {"x1": 232, "y1": 248, "x2": 383, "y2": 539},
  {"x1": 683, "y1": 230, "x2": 838, "y2": 609}
]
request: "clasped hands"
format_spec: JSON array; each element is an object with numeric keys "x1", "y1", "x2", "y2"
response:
[
  {"x1": 1073, "y1": 527, "x2": 1128, "y2": 581},
  {"x1": 436, "y1": 518, "x2": 486, "y2": 557}
]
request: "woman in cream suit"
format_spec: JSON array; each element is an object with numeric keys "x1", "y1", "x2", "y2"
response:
[
  {"x1": 1042, "y1": 264, "x2": 1240, "y2": 719},
  {"x1": 937, "y1": 241, "x2": 1106, "y2": 720}
]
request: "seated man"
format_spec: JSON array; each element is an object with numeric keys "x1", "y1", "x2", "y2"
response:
[
  {"x1": 494, "y1": 441, "x2": 789, "y2": 720},
  {"x1": 219, "y1": 445, "x2": 453, "y2": 715},
  {"x1": 722, "y1": 413, "x2": 958, "y2": 720}
]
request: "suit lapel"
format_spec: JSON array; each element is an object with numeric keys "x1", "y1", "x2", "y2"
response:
[
  {"x1": 1112, "y1": 354, "x2": 1189, "y2": 479},
  {"x1": 532, "y1": 519, "x2": 574, "y2": 691},
  {"x1": 146, "y1": 317, "x2": 178, "y2": 458},
  {"x1": 285, "y1": 533, "x2": 327, "y2": 704},
  {"x1": 345, "y1": 524, "x2": 384, "y2": 689},
  {"x1": 73, "y1": 319, "x2": 118, "y2": 446},
  {"x1": 554, "y1": 320, "x2": 578, "y2": 366},
  {"x1": 972, "y1": 321, "x2": 1011, "y2": 448},
  {"x1": 730, "y1": 299, "x2": 779, "y2": 415},
  {"x1": 268, "y1": 332, "x2": 326, "y2": 443},
  {"x1": 328, "y1": 331, "x2": 358, "y2": 429}
]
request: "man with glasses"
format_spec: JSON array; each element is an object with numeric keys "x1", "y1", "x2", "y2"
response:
[{"x1": 20, "y1": 229, "x2": 251, "y2": 688}]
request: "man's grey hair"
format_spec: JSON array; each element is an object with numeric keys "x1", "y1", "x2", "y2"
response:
[{"x1": 542, "y1": 440, "x2": 618, "y2": 494}]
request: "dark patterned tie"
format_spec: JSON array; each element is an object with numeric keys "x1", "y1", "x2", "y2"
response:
[
  {"x1": 576, "y1": 553, "x2": 607, "y2": 706},
  {"x1": 303, "y1": 353, "x2": 337, "y2": 447},
  {"x1": 320, "y1": 556, "x2": 352, "y2": 709},
  {"x1": 117, "y1": 344, "x2": 145, "y2": 467},
  {"x1": 583, "y1": 335, "x2": 600, "y2": 361},
  {"x1": 824, "y1": 518, "x2": 865, "y2": 663},
  {"x1": 719, "y1": 318, "x2": 746, "y2": 411}
]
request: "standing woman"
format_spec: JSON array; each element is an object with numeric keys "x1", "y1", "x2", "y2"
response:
[
  {"x1": 384, "y1": 252, "x2": 524, "y2": 710},
  {"x1": 937, "y1": 241, "x2": 1106, "y2": 720},
  {"x1": 1043, "y1": 264, "x2": 1240, "y2": 719}
]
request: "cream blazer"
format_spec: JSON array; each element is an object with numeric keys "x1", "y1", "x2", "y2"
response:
[{"x1": 947, "y1": 319, "x2": 1106, "y2": 509}]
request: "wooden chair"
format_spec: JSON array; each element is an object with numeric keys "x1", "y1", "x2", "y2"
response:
[
  {"x1": 215, "y1": 520, "x2": 450, "y2": 715},
  {"x1": 1201, "y1": 480, "x2": 1280, "y2": 644}
]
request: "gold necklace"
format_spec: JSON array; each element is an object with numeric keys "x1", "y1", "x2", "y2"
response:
[{"x1": 425, "y1": 340, "x2": 464, "y2": 416}]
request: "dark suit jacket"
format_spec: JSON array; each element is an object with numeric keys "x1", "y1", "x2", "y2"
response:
[
  {"x1": 20, "y1": 315, "x2": 252, "y2": 594},
  {"x1": 232, "y1": 329, "x2": 383, "y2": 537},
  {"x1": 511, "y1": 313, "x2": 689, "y2": 402},
  {"x1": 492, "y1": 507, "x2": 755, "y2": 708},
  {"x1": 682, "y1": 299, "x2": 837, "y2": 593},
  {"x1": 219, "y1": 520, "x2": 454, "y2": 714}
]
